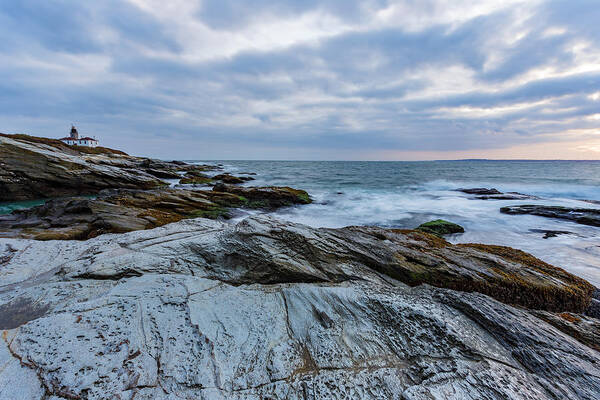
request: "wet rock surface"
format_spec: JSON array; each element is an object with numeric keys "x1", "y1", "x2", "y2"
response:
[
  {"x1": 530, "y1": 310, "x2": 600, "y2": 352},
  {"x1": 177, "y1": 172, "x2": 257, "y2": 186},
  {"x1": 212, "y1": 173, "x2": 255, "y2": 184},
  {"x1": 0, "y1": 186, "x2": 312, "y2": 240},
  {"x1": 501, "y1": 205, "x2": 600, "y2": 227},
  {"x1": 586, "y1": 289, "x2": 600, "y2": 319},
  {"x1": 0, "y1": 215, "x2": 598, "y2": 399},
  {"x1": 0, "y1": 134, "x2": 217, "y2": 202},
  {"x1": 458, "y1": 187, "x2": 503, "y2": 195},
  {"x1": 477, "y1": 192, "x2": 539, "y2": 200},
  {"x1": 458, "y1": 188, "x2": 538, "y2": 200},
  {"x1": 582, "y1": 199, "x2": 600, "y2": 205},
  {"x1": 529, "y1": 229, "x2": 574, "y2": 239},
  {"x1": 213, "y1": 183, "x2": 312, "y2": 208},
  {"x1": 0, "y1": 189, "x2": 237, "y2": 240},
  {"x1": 178, "y1": 171, "x2": 214, "y2": 185}
]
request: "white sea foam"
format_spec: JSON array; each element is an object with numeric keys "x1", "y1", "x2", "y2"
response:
[
  {"x1": 270, "y1": 187, "x2": 600, "y2": 286},
  {"x1": 196, "y1": 160, "x2": 600, "y2": 286}
]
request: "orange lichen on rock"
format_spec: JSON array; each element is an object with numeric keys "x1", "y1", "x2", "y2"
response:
[{"x1": 558, "y1": 312, "x2": 582, "y2": 323}]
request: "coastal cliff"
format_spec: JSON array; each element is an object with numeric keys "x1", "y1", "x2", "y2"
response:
[{"x1": 0, "y1": 133, "x2": 214, "y2": 202}]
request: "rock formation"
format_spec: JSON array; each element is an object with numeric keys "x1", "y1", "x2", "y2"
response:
[
  {"x1": 416, "y1": 219, "x2": 464, "y2": 236},
  {"x1": 213, "y1": 184, "x2": 312, "y2": 208},
  {"x1": 0, "y1": 215, "x2": 598, "y2": 399},
  {"x1": 0, "y1": 134, "x2": 216, "y2": 202},
  {"x1": 212, "y1": 174, "x2": 255, "y2": 184},
  {"x1": 178, "y1": 173, "x2": 255, "y2": 186},
  {"x1": 457, "y1": 188, "x2": 538, "y2": 200},
  {"x1": 0, "y1": 187, "x2": 311, "y2": 240},
  {"x1": 501, "y1": 205, "x2": 600, "y2": 227},
  {"x1": 458, "y1": 188, "x2": 503, "y2": 195},
  {"x1": 179, "y1": 171, "x2": 213, "y2": 185}
]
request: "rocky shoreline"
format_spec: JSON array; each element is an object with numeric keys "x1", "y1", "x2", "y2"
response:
[
  {"x1": 0, "y1": 134, "x2": 311, "y2": 240},
  {"x1": 0, "y1": 135, "x2": 599, "y2": 399}
]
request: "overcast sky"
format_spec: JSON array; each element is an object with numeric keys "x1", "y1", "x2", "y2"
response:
[{"x1": 1, "y1": 0, "x2": 599, "y2": 160}]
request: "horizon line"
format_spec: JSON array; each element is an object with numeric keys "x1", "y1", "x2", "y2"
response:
[{"x1": 179, "y1": 158, "x2": 600, "y2": 162}]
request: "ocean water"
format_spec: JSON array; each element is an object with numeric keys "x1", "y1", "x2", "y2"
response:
[
  {"x1": 197, "y1": 160, "x2": 600, "y2": 286},
  {"x1": 2, "y1": 160, "x2": 599, "y2": 286},
  {"x1": 0, "y1": 199, "x2": 47, "y2": 215}
]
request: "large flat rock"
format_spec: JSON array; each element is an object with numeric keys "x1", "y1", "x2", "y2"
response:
[{"x1": 0, "y1": 216, "x2": 598, "y2": 399}]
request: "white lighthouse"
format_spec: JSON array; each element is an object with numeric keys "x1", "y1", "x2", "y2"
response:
[{"x1": 59, "y1": 126, "x2": 99, "y2": 147}]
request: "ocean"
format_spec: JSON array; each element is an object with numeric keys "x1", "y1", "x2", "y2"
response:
[
  {"x1": 1, "y1": 160, "x2": 599, "y2": 286},
  {"x1": 200, "y1": 160, "x2": 600, "y2": 286}
]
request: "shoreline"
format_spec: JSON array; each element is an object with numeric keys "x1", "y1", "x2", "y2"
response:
[{"x1": 1, "y1": 134, "x2": 599, "y2": 398}]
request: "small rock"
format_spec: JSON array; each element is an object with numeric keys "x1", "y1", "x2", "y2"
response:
[
  {"x1": 179, "y1": 172, "x2": 213, "y2": 185},
  {"x1": 476, "y1": 192, "x2": 538, "y2": 200},
  {"x1": 416, "y1": 219, "x2": 465, "y2": 236},
  {"x1": 212, "y1": 174, "x2": 254, "y2": 184},
  {"x1": 501, "y1": 205, "x2": 600, "y2": 227},
  {"x1": 529, "y1": 229, "x2": 573, "y2": 239},
  {"x1": 458, "y1": 188, "x2": 502, "y2": 195}
]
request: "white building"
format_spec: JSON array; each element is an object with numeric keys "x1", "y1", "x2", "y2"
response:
[{"x1": 59, "y1": 126, "x2": 99, "y2": 147}]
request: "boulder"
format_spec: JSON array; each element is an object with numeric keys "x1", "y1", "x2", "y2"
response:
[
  {"x1": 416, "y1": 219, "x2": 464, "y2": 236},
  {"x1": 0, "y1": 215, "x2": 598, "y2": 399},
  {"x1": 213, "y1": 183, "x2": 312, "y2": 208},
  {"x1": 179, "y1": 172, "x2": 213, "y2": 185},
  {"x1": 212, "y1": 173, "x2": 255, "y2": 184},
  {"x1": 501, "y1": 205, "x2": 600, "y2": 227}
]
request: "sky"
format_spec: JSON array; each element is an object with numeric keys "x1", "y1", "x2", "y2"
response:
[{"x1": 1, "y1": 0, "x2": 599, "y2": 160}]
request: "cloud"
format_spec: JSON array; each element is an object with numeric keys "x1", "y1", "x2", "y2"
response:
[{"x1": 0, "y1": 0, "x2": 598, "y2": 159}]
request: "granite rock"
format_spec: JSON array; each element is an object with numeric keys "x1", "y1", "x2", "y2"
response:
[{"x1": 0, "y1": 216, "x2": 598, "y2": 399}]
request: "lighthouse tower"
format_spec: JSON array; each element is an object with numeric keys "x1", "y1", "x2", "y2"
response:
[
  {"x1": 59, "y1": 125, "x2": 99, "y2": 147},
  {"x1": 70, "y1": 126, "x2": 79, "y2": 140}
]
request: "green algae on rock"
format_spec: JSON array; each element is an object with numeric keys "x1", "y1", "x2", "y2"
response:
[
  {"x1": 416, "y1": 219, "x2": 465, "y2": 236},
  {"x1": 338, "y1": 227, "x2": 594, "y2": 313},
  {"x1": 179, "y1": 175, "x2": 213, "y2": 185}
]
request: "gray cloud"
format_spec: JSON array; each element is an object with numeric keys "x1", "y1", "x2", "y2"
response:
[{"x1": 0, "y1": 0, "x2": 599, "y2": 159}]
